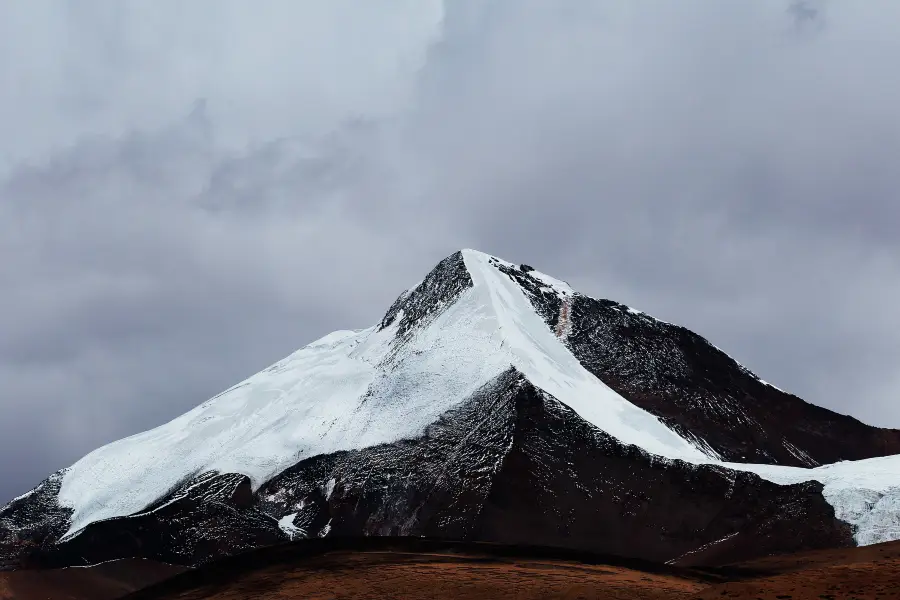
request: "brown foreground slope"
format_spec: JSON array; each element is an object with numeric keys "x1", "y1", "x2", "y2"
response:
[
  {"x1": 121, "y1": 538, "x2": 900, "y2": 600},
  {"x1": 693, "y1": 540, "x2": 900, "y2": 599},
  {"x1": 130, "y1": 552, "x2": 704, "y2": 600},
  {"x1": 4, "y1": 538, "x2": 900, "y2": 599},
  {"x1": 120, "y1": 539, "x2": 718, "y2": 600},
  {"x1": 0, "y1": 558, "x2": 184, "y2": 600}
]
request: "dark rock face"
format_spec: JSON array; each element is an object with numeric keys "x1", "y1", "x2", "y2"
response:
[
  {"x1": 561, "y1": 295, "x2": 900, "y2": 466},
  {"x1": 0, "y1": 472, "x2": 72, "y2": 570},
  {"x1": 379, "y1": 251, "x2": 472, "y2": 336},
  {"x1": 473, "y1": 374, "x2": 852, "y2": 564},
  {"x1": 21, "y1": 473, "x2": 286, "y2": 569},
  {"x1": 487, "y1": 260, "x2": 900, "y2": 467}
]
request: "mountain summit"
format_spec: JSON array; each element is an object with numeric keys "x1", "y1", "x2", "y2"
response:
[{"x1": 3, "y1": 249, "x2": 900, "y2": 569}]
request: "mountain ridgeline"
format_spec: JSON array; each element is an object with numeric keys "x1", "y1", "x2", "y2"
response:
[{"x1": 2, "y1": 249, "x2": 899, "y2": 571}]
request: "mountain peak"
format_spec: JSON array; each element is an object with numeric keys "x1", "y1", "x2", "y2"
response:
[
  {"x1": 46, "y1": 249, "x2": 715, "y2": 539},
  {"x1": 381, "y1": 249, "x2": 573, "y2": 335},
  {"x1": 4, "y1": 250, "x2": 900, "y2": 571},
  {"x1": 460, "y1": 248, "x2": 573, "y2": 293}
]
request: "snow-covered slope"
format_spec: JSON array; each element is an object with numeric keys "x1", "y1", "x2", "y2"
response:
[
  {"x1": 727, "y1": 457, "x2": 900, "y2": 545},
  {"x1": 4, "y1": 248, "x2": 900, "y2": 568}
]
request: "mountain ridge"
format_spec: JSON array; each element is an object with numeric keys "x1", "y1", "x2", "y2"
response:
[{"x1": 3, "y1": 248, "x2": 900, "y2": 570}]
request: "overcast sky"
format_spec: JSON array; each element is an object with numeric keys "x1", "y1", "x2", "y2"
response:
[{"x1": 3, "y1": 0, "x2": 900, "y2": 501}]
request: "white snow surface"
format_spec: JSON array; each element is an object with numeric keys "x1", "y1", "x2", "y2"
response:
[
  {"x1": 277, "y1": 513, "x2": 305, "y2": 540},
  {"x1": 723, "y1": 456, "x2": 900, "y2": 545},
  {"x1": 527, "y1": 268, "x2": 574, "y2": 296},
  {"x1": 465, "y1": 252, "x2": 710, "y2": 462},
  {"x1": 52, "y1": 249, "x2": 900, "y2": 547}
]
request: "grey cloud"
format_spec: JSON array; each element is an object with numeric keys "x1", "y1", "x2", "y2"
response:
[
  {"x1": 0, "y1": 110, "x2": 432, "y2": 499},
  {"x1": 2, "y1": 0, "x2": 900, "y2": 502},
  {"x1": 400, "y1": 0, "x2": 900, "y2": 424}
]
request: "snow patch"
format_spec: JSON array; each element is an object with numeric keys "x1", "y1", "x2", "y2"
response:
[
  {"x1": 528, "y1": 269, "x2": 574, "y2": 296},
  {"x1": 323, "y1": 478, "x2": 336, "y2": 500},
  {"x1": 64, "y1": 558, "x2": 136, "y2": 570},
  {"x1": 723, "y1": 455, "x2": 900, "y2": 545},
  {"x1": 277, "y1": 513, "x2": 305, "y2": 540},
  {"x1": 666, "y1": 532, "x2": 739, "y2": 564},
  {"x1": 8, "y1": 488, "x2": 36, "y2": 504},
  {"x1": 319, "y1": 519, "x2": 332, "y2": 537},
  {"x1": 783, "y1": 440, "x2": 818, "y2": 467}
]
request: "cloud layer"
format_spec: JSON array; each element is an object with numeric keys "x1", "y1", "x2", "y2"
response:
[{"x1": 3, "y1": 0, "x2": 900, "y2": 501}]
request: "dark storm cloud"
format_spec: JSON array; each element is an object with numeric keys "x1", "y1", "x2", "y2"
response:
[{"x1": 2, "y1": 0, "x2": 900, "y2": 502}]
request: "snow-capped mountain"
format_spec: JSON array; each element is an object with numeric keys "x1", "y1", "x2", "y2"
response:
[{"x1": 3, "y1": 249, "x2": 900, "y2": 570}]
